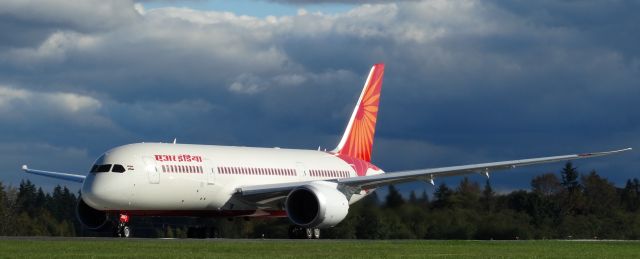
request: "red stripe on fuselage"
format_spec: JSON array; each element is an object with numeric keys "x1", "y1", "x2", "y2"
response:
[{"x1": 107, "y1": 210, "x2": 287, "y2": 218}]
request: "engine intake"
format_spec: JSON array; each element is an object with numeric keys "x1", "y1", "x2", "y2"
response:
[
  {"x1": 76, "y1": 197, "x2": 109, "y2": 230},
  {"x1": 285, "y1": 182, "x2": 349, "y2": 228}
]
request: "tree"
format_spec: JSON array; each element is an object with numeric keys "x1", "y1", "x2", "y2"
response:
[
  {"x1": 559, "y1": 162, "x2": 584, "y2": 216},
  {"x1": 408, "y1": 190, "x2": 418, "y2": 204},
  {"x1": 432, "y1": 183, "x2": 453, "y2": 209},
  {"x1": 581, "y1": 171, "x2": 618, "y2": 216},
  {"x1": 531, "y1": 173, "x2": 562, "y2": 197},
  {"x1": 419, "y1": 190, "x2": 429, "y2": 206},
  {"x1": 561, "y1": 162, "x2": 581, "y2": 193},
  {"x1": 453, "y1": 177, "x2": 480, "y2": 209},
  {"x1": 480, "y1": 180, "x2": 495, "y2": 212},
  {"x1": 16, "y1": 180, "x2": 38, "y2": 216},
  {"x1": 621, "y1": 178, "x2": 640, "y2": 212},
  {"x1": 0, "y1": 181, "x2": 9, "y2": 235},
  {"x1": 385, "y1": 185, "x2": 404, "y2": 208}
]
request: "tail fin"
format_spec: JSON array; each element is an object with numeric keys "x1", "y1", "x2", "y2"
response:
[{"x1": 333, "y1": 63, "x2": 384, "y2": 162}]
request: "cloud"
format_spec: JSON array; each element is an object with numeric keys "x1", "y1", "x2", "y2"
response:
[
  {"x1": 0, "y1": 85, "x2": 105, "y2": 125},
  {"x1": 0, "y1": 0, "x2": 637, "y2": 191}
]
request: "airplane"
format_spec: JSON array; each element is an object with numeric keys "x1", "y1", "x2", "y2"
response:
[{"x1": 21, "y1": 63, "x2": 631, "y2": 239}]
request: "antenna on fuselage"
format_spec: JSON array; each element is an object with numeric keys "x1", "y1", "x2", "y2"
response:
[{"x1": 173, "y1": 138, "x2": 177, "y2": 144}]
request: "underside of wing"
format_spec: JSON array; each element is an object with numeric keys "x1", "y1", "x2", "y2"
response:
[{"x1": 21, "y1": 165, "x2": 86, "y2": 183}]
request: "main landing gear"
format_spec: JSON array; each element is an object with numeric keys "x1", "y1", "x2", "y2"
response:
[
  {"x1": 113, "y1": 213, "x2": 131, "y2": 238},
  {"x1": 288, "y1": 225, "x2": 321, "y2": 239}
]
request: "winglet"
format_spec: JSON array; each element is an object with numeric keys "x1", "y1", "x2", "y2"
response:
[
  {"x1": 21, "y1": 164, "x2": 28, "y2": 171},
  {"x1": 333, "y1": 63, "x2": 385, "y2": 162}
]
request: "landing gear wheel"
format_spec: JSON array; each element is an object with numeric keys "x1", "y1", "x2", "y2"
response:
[
  {"x1": 312, "y1": 228, "x2": 320, "y2": 239},
  {"x1": 305, "y1": 228, "x2": 313, "y2": 239},
  {"x1": 114, "y1": 213, "x2": 131, "y2": 238},
  {"x1": 122, "y1": 225, "x2": 131, "y2": 238}
]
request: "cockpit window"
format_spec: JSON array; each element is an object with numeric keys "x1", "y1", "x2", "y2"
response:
[
  {"x1": 91, "y1": 164, "x2": 112, "y2": 173},
  {"x1": 112, "y1": 164, "x2": 126, "y2": 173}
]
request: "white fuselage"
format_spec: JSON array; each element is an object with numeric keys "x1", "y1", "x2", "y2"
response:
[{"x1": 81, "y1": 143, "x2": 383, "y2": 217}]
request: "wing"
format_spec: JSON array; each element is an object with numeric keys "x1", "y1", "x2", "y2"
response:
[
  {"x1": 235, "y1": 148, "x2": 631, "y2": 206},
  {"x1": 21, "y1": 165, "x2": 86, "y2": 183}
]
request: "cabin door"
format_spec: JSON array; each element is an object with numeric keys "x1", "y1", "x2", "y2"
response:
[
  {"x1": 206, "y1": 159, "x2": 216, "y2": 185},
  {"x1": 142, "y1": 156, "x2": 160, "y2": 184}
]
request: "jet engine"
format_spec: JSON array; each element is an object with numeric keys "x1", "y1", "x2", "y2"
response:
[
  {"x1": 76, "y1": 197, "x2": 109, "y2": 230},
  {"x1": 285, "y1": 181, "x2": 349, "y2": 228}
]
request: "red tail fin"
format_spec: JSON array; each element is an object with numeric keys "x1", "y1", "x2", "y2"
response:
[{"x1": 333, "y1": 64, "x2": 384, "y2": 162}]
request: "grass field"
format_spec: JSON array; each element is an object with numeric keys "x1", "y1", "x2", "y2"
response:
[{"x1": 1, "y1": 238, "x2": 639, "y2": 258}]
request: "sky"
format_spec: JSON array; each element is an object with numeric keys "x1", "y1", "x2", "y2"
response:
[{"x1": 0, "y1": 0, "x2": 638, "y2": 197}]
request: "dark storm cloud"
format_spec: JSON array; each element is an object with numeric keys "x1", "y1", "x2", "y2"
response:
[{"x1": 0, "y1": 1, "x2": 637, "y2": 192}]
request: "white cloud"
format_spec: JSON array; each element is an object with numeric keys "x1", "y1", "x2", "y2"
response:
[{"x1": 0, "y1": 85, "x2": 101, "y2": 115}]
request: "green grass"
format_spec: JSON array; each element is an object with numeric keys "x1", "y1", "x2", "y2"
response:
[{"x1": 1, "y1": 239, "x2": 639, "y2": 258}]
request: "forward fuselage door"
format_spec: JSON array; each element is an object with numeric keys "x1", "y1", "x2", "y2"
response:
[
  {"x1": 142, "y1": 156, "x2": 160, "y2": 184},
  {"x1": 296, "y1": 162, "x2": 307, "y2": 180},
  {"x1": 205, "y1": 158, "x2": 216, "y2": 185}
]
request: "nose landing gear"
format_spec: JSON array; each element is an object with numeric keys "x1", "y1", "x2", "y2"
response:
[{"x1": 113, "y1": 213, "x2": 131, "y2": 238}]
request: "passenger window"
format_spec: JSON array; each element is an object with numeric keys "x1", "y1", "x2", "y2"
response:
[{"x1": 112, "y1": 164, "x2": 126, "y2": 173}]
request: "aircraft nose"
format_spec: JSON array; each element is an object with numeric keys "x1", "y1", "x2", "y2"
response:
[{"x1": 81, "y1": 174, "x2": 129, "y2": 210}]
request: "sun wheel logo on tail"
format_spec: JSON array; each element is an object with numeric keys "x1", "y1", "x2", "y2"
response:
[{"x1": 334, "y1": 63, "x2": 384, "y2": 176}]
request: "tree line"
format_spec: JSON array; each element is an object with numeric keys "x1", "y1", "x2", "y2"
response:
[{"x1": 1, "y1": 162, "x2": 639, "y2": 239}]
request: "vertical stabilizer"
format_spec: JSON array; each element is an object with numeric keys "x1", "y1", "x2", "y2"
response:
[{"x1": 333, "y1": 64, "x2": 384, "y2": 162}]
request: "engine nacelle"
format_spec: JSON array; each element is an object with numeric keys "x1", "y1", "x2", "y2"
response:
[
  {"x1": 285, "y1": 181, "x2": 349, "y2": 228},
  {"x1": 76, "y1": 197, "x2": 109, "y2": 230}
]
